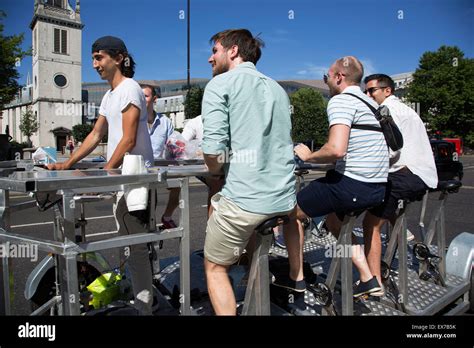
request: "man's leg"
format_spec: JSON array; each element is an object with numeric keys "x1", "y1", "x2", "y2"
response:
[
  {"x1": 204, "y1": 258, "x2": 235, "y2": 315},
  {"x1": 115, "y1": 196, "x2": 153, "y2": 315},
  {"x1": 362, "y1": 212, "x2": 386, "y2": 286},
  {"x1": 162, "y1": 187, "x2": 180, "y2": 224},
  {"x1": 327, "y1": 213, "x2": 375, "y2": 283},
  {"x1": 283, "y1": 206, "x2": 305, "y2": 282}
]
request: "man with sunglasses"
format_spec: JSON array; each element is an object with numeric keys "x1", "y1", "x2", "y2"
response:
[
  {"x1": 294, "y1": 56, "x2": 389, "y2": 297},
  {"x1": 358, "y1": 74, "x2": 438, "y2": 294}
]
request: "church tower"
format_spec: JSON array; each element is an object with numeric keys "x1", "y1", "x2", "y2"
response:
[{"x1": 30, "y1": 0, "x2": 83, "y2": 149}]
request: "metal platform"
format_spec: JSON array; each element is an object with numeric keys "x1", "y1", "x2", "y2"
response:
[{"x1": 382, "y1": 270, "x2": 470, "y2": 315}]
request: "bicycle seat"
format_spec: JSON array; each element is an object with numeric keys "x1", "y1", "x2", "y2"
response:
[
  {"x1": 255, "y1": 215, "x2": 289, "y2": 234},
  {"x1": 435, "y1": 180, "x2": 462, "y2": 193},
  {"x1": 294, "y1": 169, "x2": 309, "y2": 176}
]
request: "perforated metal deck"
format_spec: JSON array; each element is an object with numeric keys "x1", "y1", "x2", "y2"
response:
[{"x1": 381, "y1": 271, "x2": 469, "y2": 315}]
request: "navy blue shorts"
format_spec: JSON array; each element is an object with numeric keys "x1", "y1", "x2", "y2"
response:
[
  {"x1": 369, "y1": 167, "x2": 427, "y2": 220},
  {"x1": 297, "y1": 170, "x2": 386, "y2": 220}
]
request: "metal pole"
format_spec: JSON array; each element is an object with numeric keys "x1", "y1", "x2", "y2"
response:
[
  {"x1": 0, "y1": 189, "x2": 11, "y2": 315},
  {"x1": 187, "y1": 0, "x2": 190, "y2": 91}
]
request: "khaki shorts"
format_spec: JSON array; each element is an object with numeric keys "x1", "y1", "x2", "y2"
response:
[{"x1": 204, "y1": 193, "x2": 294, "y2": 266}]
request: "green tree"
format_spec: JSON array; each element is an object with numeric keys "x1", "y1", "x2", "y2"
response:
[
  {"x1": 19, "y1": 106, "x2": 38, "y2": 147},
  {"x1": 184, "y1": 86, "x2": 204, "y2": 119},
  {"x1": 72, "y1": 123, "x2": 93, "y2": 143},
  {"x1": 290, "y1": 88, "x2": 328, "y2": 146},
  {"x1": 406, "y1": 45, "x2": 474, "y2": 146},
  {"x1": 0, "y1": 11, "x2": 30, "y2": 110}
]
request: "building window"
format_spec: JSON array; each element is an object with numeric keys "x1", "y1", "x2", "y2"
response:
[
  {"x1": 33, "y1": 28, "x2": 37, "y2": 56},
  {"x1": 54, "y1": 74, "x2": 67, "y2": 88},
  {"x1": 53, "y1": 28, "x2": 67, "y2": 54},
  {"x1": 46, "y1": 0, "x2": 63, "y2": 8}
]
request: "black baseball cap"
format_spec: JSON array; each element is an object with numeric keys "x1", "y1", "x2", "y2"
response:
[{"x1": 91, "y1": 36, "x2": 128, "y2": 53}]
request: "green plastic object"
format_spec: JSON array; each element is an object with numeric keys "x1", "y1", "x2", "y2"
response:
[{"x1": 86, "y1": 272, "x2": 122, "y2": 309}]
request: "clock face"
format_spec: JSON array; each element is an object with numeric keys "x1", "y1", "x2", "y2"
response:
[{"x1": 54, "y1": 74, "x2": 67, "y2": 87}]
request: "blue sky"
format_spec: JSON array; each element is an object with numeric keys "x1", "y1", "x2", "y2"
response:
[{"x1": 2, "y1": 0, "x2": 473, "y2": 85}]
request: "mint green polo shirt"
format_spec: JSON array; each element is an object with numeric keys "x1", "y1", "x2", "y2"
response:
[{"x1": 202, "y1": 62, "x2": 296, "y2": 214}]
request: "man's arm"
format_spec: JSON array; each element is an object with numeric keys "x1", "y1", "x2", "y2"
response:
[
  {"x1": 104, "y1": 103, "x2": 140, "y2": 170},
  {"x1": 47, "y1": 116, "x2": 108, "y2": 170},
  {"x1": 294, "y1": 124, "x2": 350, "y2": 163},
  {"x1": 201, "y1": 79, "x2": 229, "y2": 175},
  {"x1": 204, "y1": 154, "x2": 224, "y2": 174}
]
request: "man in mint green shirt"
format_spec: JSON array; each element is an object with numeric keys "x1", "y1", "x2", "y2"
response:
[{"x1": 202, "y1": 29, "x2": 304, "y2": 315}]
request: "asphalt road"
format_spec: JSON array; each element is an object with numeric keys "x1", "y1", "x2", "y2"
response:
[{"x1": 4, "y1": 156, "x2": 474, "y2": 315}]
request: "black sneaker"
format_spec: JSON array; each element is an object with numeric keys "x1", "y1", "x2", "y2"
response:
[
  {"x1": 273, "y1": 275, "x2": 306, "y2": 292},
  {"x1": 286, "y1": 291, "x2": 316, "y2": 316},
  {"x1": 353, "y1": 276, "x2": 382, "y2": 298}
]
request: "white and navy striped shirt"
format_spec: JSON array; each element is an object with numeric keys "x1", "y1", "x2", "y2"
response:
[{"x1": 327, "y1": 86, "x2": 389, "y2": 183}]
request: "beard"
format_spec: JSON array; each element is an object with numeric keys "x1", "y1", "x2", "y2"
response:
[{"x1": 212, "y1": 61, "x2": 230, "y2": 77}]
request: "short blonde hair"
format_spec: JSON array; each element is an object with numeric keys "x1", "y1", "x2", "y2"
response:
[{"x1": 333, "y1": 56, "x2": 364, "y2": 84}]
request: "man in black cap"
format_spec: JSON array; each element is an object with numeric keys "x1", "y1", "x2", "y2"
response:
[{"x1": 48, "y1": 36, "x2": 154, "y2": 314}]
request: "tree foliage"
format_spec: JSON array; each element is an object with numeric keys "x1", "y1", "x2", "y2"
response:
[
  {"x1": 0, "y1": 11, "x2": 30, "y2": 110},
  {"x1": 19, "y1": 106, "x2": 38, "y2": 147},
  {"x1": 290, "y1": 87, "x2": 328, "y2": 146},
  {"x1": 72, "y1": 123, "x2": 93, "y2": 143},
  {"x1": 184, "y1": 86, "x2": 204, "y2": 119},
  {"x1": 406, "y1": 45, "x2": 474, "y2": 146}
]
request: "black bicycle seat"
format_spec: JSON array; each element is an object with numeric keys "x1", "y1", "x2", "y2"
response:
[
  {"x1": 294, "y1": 169, "x2": 309, "y2": 176},
  {"x1": 255, "y1": 215, "x2": 289, "y2": 234}
]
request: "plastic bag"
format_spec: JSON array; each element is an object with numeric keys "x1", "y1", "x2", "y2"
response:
[
  {"x1": 185, "y1": 139, "x2": 203, "y2": 159},
  {"x1": 165, "y1": 131, "x2": 187, "y2": 160},
  {"x1": 86, "y1": 272, "x2": 122, "y2": 309}
]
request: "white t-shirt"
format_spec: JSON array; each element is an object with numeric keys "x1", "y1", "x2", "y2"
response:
[
  {"x1": 182, "y1": 115, "x2": 203, "y2": 142},
  {"x1": 327, "y1": 86, "x2": 389, "y2": 183},
  {"x1": 382, "y1": 95, "x2": 438, "y2": 188},
  {"x1": 99, "y1": 78, "x2": 153, "y2": 166}
]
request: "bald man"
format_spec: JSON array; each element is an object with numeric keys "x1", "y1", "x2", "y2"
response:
[{"x1": 292, "y1": 56, "x2": 389, "y2": 297}]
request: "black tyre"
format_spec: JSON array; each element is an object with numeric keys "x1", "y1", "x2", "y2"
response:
[{"x1": 30, "y1": 261, "x2": 101, "y2": 315}]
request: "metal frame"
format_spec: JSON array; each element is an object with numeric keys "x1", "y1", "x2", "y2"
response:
[
  {"x1": 383, "y1": 200, "x2": 411, "y2": 309},
  {"x1": 242, "y1": 228, "x2": 273, "y2": 315},
  {"x1": 0, "y1": 166, "x2": 206, "y2": 315},
  {"x1": 324, "y1": 214, "x2": 356, "y2": 316}
]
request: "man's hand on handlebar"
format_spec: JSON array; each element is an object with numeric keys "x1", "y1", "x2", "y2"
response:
[
  {"x1": 46, "y1": 162, "x2": 70, "y2": 171},
  {"x1": 294, "y1": 144, "x2": 312, "y2": 162}
]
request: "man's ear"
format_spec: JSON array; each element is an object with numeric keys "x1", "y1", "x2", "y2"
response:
[
  {"x1": 229, "y1": 45, "x2": 239, "y2": 60},
  {"x1": 115, "y1": 53, "x2": 124, "y2": 66}
]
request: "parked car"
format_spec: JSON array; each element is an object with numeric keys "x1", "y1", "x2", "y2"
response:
[{"x1": 431, "y1": 140, "x2": 463, "y2": 181}]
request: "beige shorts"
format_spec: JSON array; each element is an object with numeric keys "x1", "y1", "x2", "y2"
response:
[{"x1": 204, "y1": 193, "x2": 294, "y2": 266}]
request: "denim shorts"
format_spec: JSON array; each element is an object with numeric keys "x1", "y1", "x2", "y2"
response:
[{"x1": 297, "y1": 170, "x2": 386, "y2": 220}]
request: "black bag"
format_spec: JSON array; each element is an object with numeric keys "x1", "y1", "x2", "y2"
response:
[{"x1": 344, "y1": 93, "x2": 404, "y2": 151}]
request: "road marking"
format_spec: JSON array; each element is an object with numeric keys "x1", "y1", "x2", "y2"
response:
[
  {"x1": 11, "y1": 214, "x2": 115, "y2": 228},
  {"x1": 461, "y1": 185, "x2": 474, "y2": 190}
]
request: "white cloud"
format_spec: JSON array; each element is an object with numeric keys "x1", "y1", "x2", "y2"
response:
[
  {"x1": 265, "y1": 29, "x2": 291, "y2": 43},
  {"x1": 296, "y1": 64, "x2": 328, "y2": 79}
]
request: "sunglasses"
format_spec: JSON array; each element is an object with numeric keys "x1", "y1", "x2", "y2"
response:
[
  {"x1": 364, "y1": 86, "x2": 387, "y2": 95},
  {"x1": 323, "y1": 71, "x2": 345, "y2": 84}
]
